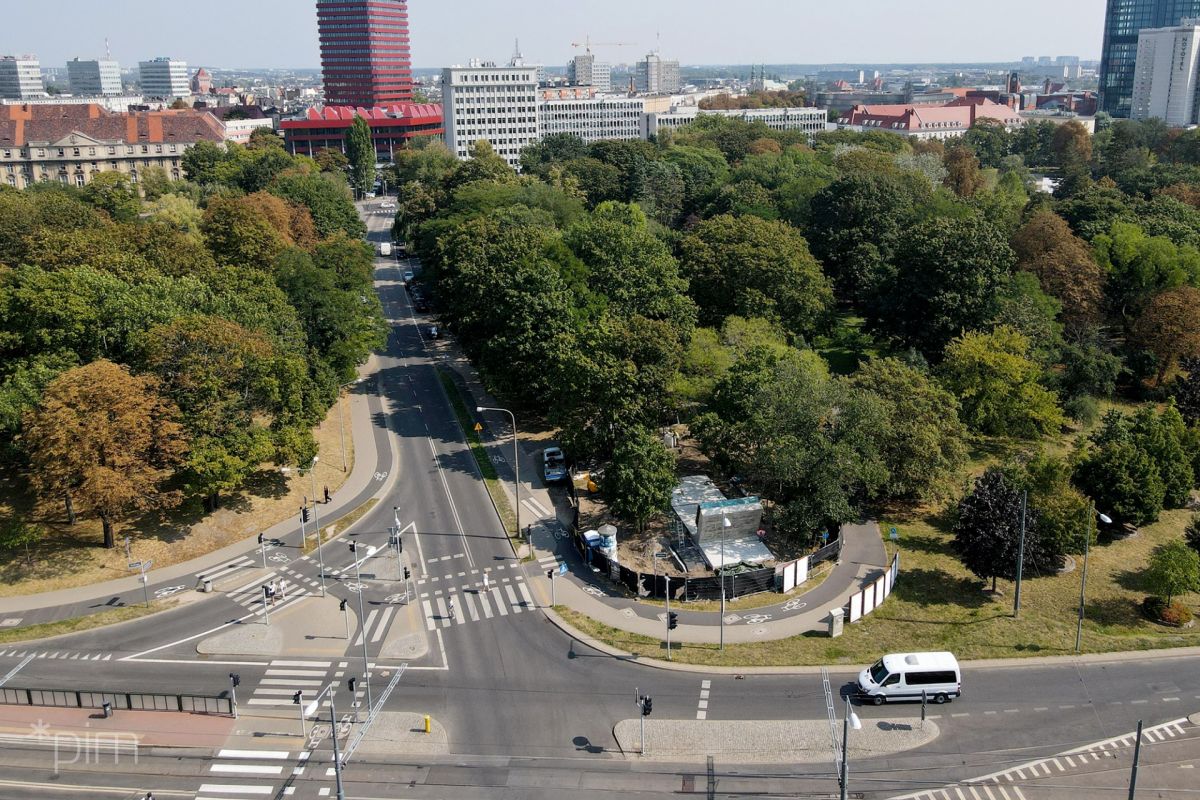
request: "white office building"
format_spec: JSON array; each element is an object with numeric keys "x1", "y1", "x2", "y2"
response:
[
  {"x1": 646, "y1": 105, "x2": 830, "y2": 139},
  {"x1": 539, "y1": 90, "x2": 644, "y2": 144},
  {"x1": 139, "y1": 57, "x2": 190, "y2": 99},
  {"x1": 0, "y1": 56, "x2": 44, "y2": 100},
  {"x1": 568, "y1": 54, "x2": 612, "y2": 93},
  {"x1": 1131, "y1": 18, "x2": 1200, "y2": 125},
  {"x1": 66, "y1": 58, "x2": 123, "y2": 97},
  {"x1": 443, "y1": 60, "x2": 540, "y2": 168},
  {"x1": 635, "y1": 52, "x2": 681, "y2": 94}
]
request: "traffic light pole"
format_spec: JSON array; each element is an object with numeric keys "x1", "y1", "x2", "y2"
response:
[{"x1": 665, "y1": 575, "x2": 672, "y2": 661}]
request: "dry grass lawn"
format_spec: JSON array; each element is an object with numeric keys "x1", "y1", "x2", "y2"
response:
[{"x1": 0, "y1": 394, "x2": 356, "y2": 597}]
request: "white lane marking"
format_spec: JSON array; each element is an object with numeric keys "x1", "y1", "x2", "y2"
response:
[
  {"x1": 254, "y1": 688, "x2": 314, "y2": 696},
  {"x1": 504, "y1": 583, "x2": 520, "y2": 612},
  {"x1": 517, "y1": 581, "x2": 534, "y2": 609},
  {"x1": 199, "y1": 786, "x2": 273, "y2": 795},
  {"x1": 353, "y1": 609, "x2": 379, "y2": 646},
  {"x1": 217, "y1": 750, "x2": 290, "y2": 760},
  {"x1": 463, "y1": 591, "x2": 479, "y2": 622},
  {"x1": 478, "y1": 590, "x2": 494, "y2": 619},
  {"x1": 491, "y1": 587, "x2": 508, "y2": 616},
  {"x1": 210, "y1": 764, "x2": 284, "y2": 775},
  {"x1": 264, "y1": 669, "x2": 327, "y2": 678},
  {"x1": 522, "y1": 498, "x2": 548, "y2": 520},
  {"x1": 270, "y1": 661, "x2": 331, "y2": 668},
  {"x1": 421, "y1": 599, "x2": 436, "y2": 631},
  {"x1": 370, "y1": 606, "x2": 396, "y2": 643},
  {"x1": 435, "y1": 597, "x2": 451, "y2": 628},
  {"x1": 260, "y1": 679, "x2": 323, "y2": 687},
  {"x1": 425, "y1": 436, "x2": 475, "y2": 569}
]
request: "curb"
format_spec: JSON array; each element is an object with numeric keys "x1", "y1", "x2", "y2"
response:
[{"x1": 543, "y1": 604, "x2": 1200, "y2": 675}]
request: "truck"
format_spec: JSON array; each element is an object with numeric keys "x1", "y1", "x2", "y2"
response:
[
  {"x1": 543, "y1": 447, "x2": 568, "y2": 484},
  {"x1": 379, "y1": 242, "x2": 392, "y2": 257}
]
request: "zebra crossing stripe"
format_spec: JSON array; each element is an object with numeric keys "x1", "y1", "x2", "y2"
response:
[
  {"x1": 504, "y1": 583, "x2": 520, "y2": 611},
  {"x1": 517, "y1": 581, "x2": 534, "y2": 609},
  {"x1": 478, "y1": 590, "x2": 494, "y2": 618},
  {"x1": 463, "y1": 591, "x2": 479, "y2": 622},
  {"x1": 490, "y1": 587, "x2": 508, "y2": 616},
  {"x1": 370, "y1": 606, "x2": 395, "y2": 643},
  {"x1": 354, "y1": 609, "x2": 379, "y2": 646},
  {"x1": 435, "y1": 597, "x2": 450, "y2": 628},
  {"x1": 421, "y1": 600, "x2": 436, "y2": 631}
]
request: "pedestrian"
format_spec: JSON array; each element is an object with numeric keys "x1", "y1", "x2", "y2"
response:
[
  {"x1": 483, "y1": 572, "x2": 489, "y2": 591},
  {"x1": 269, "y1": 580, "x2": 278, "y2": 606},
  {"x1": 324, "y1": 485, "x2": 331, "y2": 504},
  {"x1": 278, "y1": 580, "x2": 286, "y2": 601},
  {"x1": 145, "y1": 793, "x2": 155, "y2": 800},
  {"x1": 448, "y1": 598, "x2": 455, "y2": 620}
]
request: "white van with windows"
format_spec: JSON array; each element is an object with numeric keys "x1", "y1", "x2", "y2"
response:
[{"x1": 857, "y1": 652, "x2": 961, "y2": 705}]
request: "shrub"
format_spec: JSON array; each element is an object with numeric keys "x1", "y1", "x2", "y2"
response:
[
  {"x1": 1160, "y1": 601, "x2": 1194, "y2": 627},
  {"x1": 1064, "y1": 394, "x2": 1099, "y2": 427},
  {"x1": 1142, "y1": 595, "x2": 1167, "y2": 620}
]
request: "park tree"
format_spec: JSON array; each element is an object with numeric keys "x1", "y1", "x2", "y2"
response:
[
  {"x1": 1172, "y1": 357, "x2": 1200, "y2": 425},
  {"x1": 1074, "y1": 411, "x2": 1168, "y2": 526},
  {"x1": 313, "y1": 148, "x2": 349, "y2": 174},
  {"x1": 268, "y1": 171, "x2": 365, "y2": 239},
  {"x1": 678, "y1": 214, "x2": 832, "y2": 336},
  {"x1": 22, "y1": 360, "x2": 188, "y2": 548},
  {"x1": 1186, "y1": 514, "x2": 1200, "y2": 555},
  {"x1": 1092, "y1": 221, "x2": 1200, "y2": 321},
  {"x1": 345, "y1": 115, "x2": 376, "y2": 195},
  {"x1": 600, "y1": 426, "x2": 677, "y2": 532},
  {"x1": 939, "y1": 326, "x2": 1064, "y2": 438},
  {"x1": 874, "y1": 215, "x2": 1015, "y2": 357},
  {"x1": 943, "y1": 146, "x2": 985, "y2": 198},
  {"x1": 1052, "y1": 120, "x2": 1094, "y2": 170},
  {"x1": 1010, "y1": 209, "x2": 1105, "y2": 331},
  {"x1": 954, "y1": 468, "x2": 1052, "y2": 592},
  {"x1": 1143, "y1": 540, "x2": 1200, "y2": 604},
  {"x1": 201, "y1": 195, "x2": 289, "y2": 268},
  {"x1": 848, "y1": 358, "x2": 968, "y2": 500},
  {"x1": 1003, "y1": 452, "x2": 1093, "y2": 555},
  {"x1": 1132, "y1": 286, "x2": 1200, "y2": 385},
  {"x1": 83, "y1": 172, "x2": 141, "y2": 222}
]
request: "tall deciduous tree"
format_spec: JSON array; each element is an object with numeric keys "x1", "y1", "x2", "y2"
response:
[
  {"x1": 600, "y1": 426, "x2": 677, "y2": 532},
  {"x1": 954, "y1": 468, "x2": 1049, "y2": 592},
  {"x1": 1133, "y1": 286, "x2": 1200, "y2": 385},
  {"x1": 1143, "y1": 540, "x2": 1200, "y2": 604},
  {"x1": 345, "y1": 115, "x2": 376, "y2": 195},
  {"x1": 943, "y1": 146, "x2": 985, "y2": 198},
  {"x1": 23, "y1": 360, "x2": 187, "y2": 548},
  {"x1": 1010, "y1": 209, "x2": 1105, "y2": 331}
]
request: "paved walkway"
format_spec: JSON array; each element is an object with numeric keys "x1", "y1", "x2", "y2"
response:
[{"x1": 436, "y1": 345, "x2": 890, "y2": 645}]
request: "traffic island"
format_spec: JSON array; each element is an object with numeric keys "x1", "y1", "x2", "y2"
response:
[
  {"x1": 613, "y1": 717, "x2": 938, "y2": 762},
  {"x1": 348, "y1": 711, "x2": 449, "y2": 755},
  {"x1": 197, "y1": 594, "x2": 357, "y2": 657}
]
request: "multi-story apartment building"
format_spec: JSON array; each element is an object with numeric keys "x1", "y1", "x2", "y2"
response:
[
  {"x1": 442, "y1": 61, "x2": 539, "y2": 167},
  {"x1": 1131, "y1": 18, "x2": 1200, "y2": 124},
  {"x1": 0, "y1": 103, "x2": 224, "y2": 189},
  {"x1": 1099, "y1": 0, "x2": 1200, "y2": 116},
  {"x1": 66, "y1": 58, "x2": 122, "y2": 97},
  {"x1": 0, "y1": 56, "x2": 44, "y2": 100},
  {"x1": 317, "y1": 0, "x2": 413, "y2": 106},
  {"x1": 139, "y1": 58, "x2": 190, "y2": 99},
  {"x1": 635, "y1": 52, "x2": 681, "y2": 94},
  {"x1": 568, "y1": 54, "x2": 612, "y2": 93},
  {"x1": 538, "y1": 88, "x2": 644, "y2": 144}
]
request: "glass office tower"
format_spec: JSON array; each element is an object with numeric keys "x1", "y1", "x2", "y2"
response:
[{"x1": 1099, "y1": 0, "x2": 1200, "y2": 116}]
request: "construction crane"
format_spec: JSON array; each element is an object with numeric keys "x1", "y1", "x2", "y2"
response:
[{"x1": 570, "y1": 36, "x2": 635, "y2": 54}]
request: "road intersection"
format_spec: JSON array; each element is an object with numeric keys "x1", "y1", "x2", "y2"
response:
[{"x1": 0, "y1": 205, "x2": 1196, "y2": 798}]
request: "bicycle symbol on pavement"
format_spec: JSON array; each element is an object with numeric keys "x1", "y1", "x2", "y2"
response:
[
  {"x1": 269, "y1": 553, "x2": 290, "y2": 563},
  {"x1": 384, "y1": 593, "x2": 408, "y2": 603},
  {"x1": 154, "y1": 585, "x2": 186, "y2": 598},
  {"x1": 373, "y1": 471, "x2": 389, "y2": 482},
  {"x1": 583, "y1": 585, "x2": 606, "y2": 598},
  {"x1": 781, "y1": 599, "x2": 808, "y2": 612},
  {"x1": 743, "y1": 613, "x2": 773, "y2": 625},
  {"x1": 344, "y1": 582, "x2": 366, "y2": 594}
]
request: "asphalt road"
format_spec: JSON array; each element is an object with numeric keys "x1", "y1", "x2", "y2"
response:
[{"x1": 0, "y1": 205, "x2": 1197, "y2": 799}]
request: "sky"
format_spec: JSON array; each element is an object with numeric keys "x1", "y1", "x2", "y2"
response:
[{"x1": 3, "y1": 0, "x2": 1108, "y2": 71}]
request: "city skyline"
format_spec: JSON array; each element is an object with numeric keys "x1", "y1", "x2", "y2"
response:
[{"x1": 2, "y1": 0, "x2": 1107, "y2": 72}]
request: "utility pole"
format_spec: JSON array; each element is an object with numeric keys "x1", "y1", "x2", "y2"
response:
[
  {"x1": 1128, "y1": 719, "x2": 1143, "y2": 800},
  {"x1": 348, "y1": 542, "x2": 375, "y2": 711},
  {"x1": 1014, "y1": 490, "x2": 1027, "y2": 617}
]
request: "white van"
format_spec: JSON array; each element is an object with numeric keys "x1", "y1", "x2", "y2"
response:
[
  {"x1": 379, "y1": 242, "x2": 392, "y2": 257},
  {"x1": 857, "y1": 651, "x2": 961, "y2": 705}
]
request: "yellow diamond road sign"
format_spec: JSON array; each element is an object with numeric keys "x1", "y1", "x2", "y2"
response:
[{"x1": 474, "y1": 422, "x2": 483, "y2": 432}]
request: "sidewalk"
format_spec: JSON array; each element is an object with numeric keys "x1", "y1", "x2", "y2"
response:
[
  {"x1": 436, "y1": 344, "x2": 890, "y2": 645},
  {"x1": 0, "y1": 345, "x2": 388, "y2": 615}
]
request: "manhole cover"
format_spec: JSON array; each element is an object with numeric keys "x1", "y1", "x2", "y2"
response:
[{"x1": 621, "y1": 608, "x2": 635, "y2": 618}]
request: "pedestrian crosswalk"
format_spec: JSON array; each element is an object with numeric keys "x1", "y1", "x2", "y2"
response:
[
  {"x1": 421, "y1": 577, "x2": 536, "y2": 630},
  {"x1": 537, "y1": 552, "x2": 562, "y2": 573},
  {"x1": 889, "y1": 717, "x2": 1193, "y2": 800},
  {"x1": 0, "y1": 648, "x2": 111, "y2": 661},
  {"x1": 198, "y1": 747, "x2": 308, "y2": 800},
  {"x1": 354, "y1": 604, "x2": 398, "y2": 646},
  {"x1": 522, "y1": 496, "x2": 551, "y2": 520},
  {"x1": 244, "y1": 660, "x2": 333, "y2": 708},
  {"x1": 196, "y1": 555, "x2": 256, "y2": 585},
  {"x1": 226, "y1": 574, "x2": 309, "y2": 615}
]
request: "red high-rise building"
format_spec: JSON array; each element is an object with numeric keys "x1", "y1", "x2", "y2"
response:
[{"x1": 317, "y1": 0, "x2": 413, "y2": 107}]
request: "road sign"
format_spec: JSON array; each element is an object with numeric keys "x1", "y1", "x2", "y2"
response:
[
  {"x1": 127, "y1": 561, "x2": 142, "y2": 570},
  {"x1": 141, "y1": 559, "x2": 153, "y2": 571},
  {"x1": 474, "y1": 422, "x2": 483, "y2": 432},
  {"x1": 559, "y1": 562, "x2": 568, "y2": 576}
]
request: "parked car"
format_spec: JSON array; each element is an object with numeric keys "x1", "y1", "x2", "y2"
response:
[
  {"x1": 427, "y1": 325, "x2": 439, "y2": 339},
  {"x1": 403, "y1": 270, "x2": 415, "y2": 285},
  {"x1": 543, "y1": 446, "x2": 568, "y2": 484}
]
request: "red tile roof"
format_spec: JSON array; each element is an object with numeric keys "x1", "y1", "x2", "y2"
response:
[
  {"x1": 0, "y1": 103, "x2": 225, "y2": 148},
  {"x1": 841, "y1": 99, "x2": 1023, "y2": 131}
]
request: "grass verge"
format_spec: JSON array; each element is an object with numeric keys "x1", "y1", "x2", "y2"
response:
[
  {"x1": 0, "y1": 599, "x2": 180, "y2": 645},
  {"x1": 435, "y1": 367, "x2": 519, "y2": 539},
  {"x1": 555, "y1": 506, "x2": 1200, "y2": 667},
  {"x1": 306, "y1": 498, "x2": 380, "y2": 553}
]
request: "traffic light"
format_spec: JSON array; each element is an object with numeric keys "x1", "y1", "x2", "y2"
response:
[
  {"x1": 257, "y1": 533, "x2": 264, "y2": 545},
  {"x1": 229, "y1": 673, "x2": 240, "y2": 687},
  {"x1": 396, "y1": 536, "x2": 403, "y2": 552},
  {"x1": 348, "y1": 677, "x2": 357, "y2": 693},
  {"x1": 641, "y1": 696, "x2": 653, "y2": 716},
  {"x1": 403, "y1": 567, "x2": 411, "y2": 580},
  {"x1": 547, "y1": 570, "x2": 554, "y2": 580},
  {"x1": 300, "y1": 505, "x2": 309, "y2": 524},
  {"x1": 348, "y1": 541, "x2": 358, "y2": 554},
  {"x1": 339, "y1": 598, "x2": 347, "y2": 612},
  {"x1": 667, "y1": 612, "x2": 678, "y2": 631},
  {"x1": 292, "y1": 690, "x2": 303, "y2": 705}
]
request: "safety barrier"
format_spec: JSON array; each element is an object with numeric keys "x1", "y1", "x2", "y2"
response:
[
  {"x1": 845, "y1": 553, "x2": 900, "y2": 623},
  {"x1": 0, "y1": 687, "x2": 232, "y2": 715}
]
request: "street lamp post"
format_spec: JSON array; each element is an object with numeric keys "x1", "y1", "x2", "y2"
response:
[
  {"x1": 476, "y1": 406, "x2": 520, "y2": 547},
  {"x1": 839, "y1": 696, "x2": 863, "y2": 800},
  {"x1": 283, "y1": 459, "x2": 327, "y2": 597},
  {"x1": 1076, "y1": 503, "x2": 1113, "y2": 653},
  {"x1": 348, "y1": 541, "x2": 375, "y2": 712},
  {"x1": 1014, "y1": 490, "x2": 1027, "y2": 618}
]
